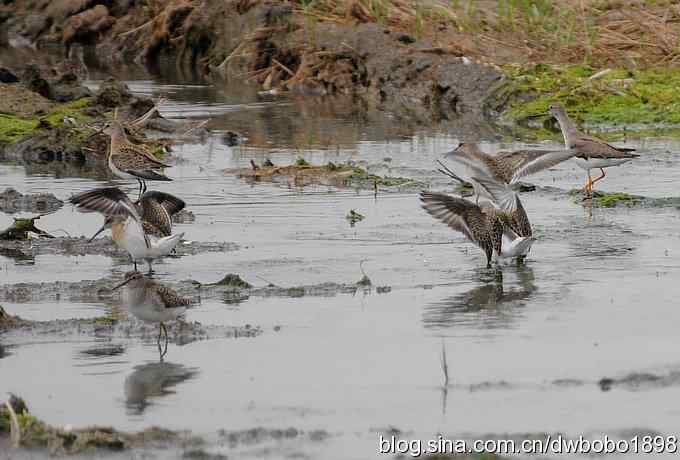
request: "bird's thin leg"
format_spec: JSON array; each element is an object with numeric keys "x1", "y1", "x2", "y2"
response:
[
  {"x1": 137, "y1": 179, "x2": 143, "y2": 200},
  {"x1": 133, "y1": 260, "x2": 138, "y2": 271},
  {"x1": 591, "y1": 168, "x2": 606, "y2": 185},
  {"x1": 157, "y1": 324, "x2": 163, "y2": 359},
  {"x1": 161, "y1": 322, "x2": 168, "y2": 359},
  {"x1": 142, "y1": 180, "x2": 148, "y2": 194},
  {"x1": 147, "y1": 260, "x2": 154, "y2": 276},
  {"x1": 581, "y1": 172, "x2": 593, "y2": 195}
]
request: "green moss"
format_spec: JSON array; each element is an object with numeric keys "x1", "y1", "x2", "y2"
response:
[
  {"x1": 502, "y1": 64, "x2": 680, "y2": 134},
  {"x1": 0, "y1": 97, "x2": 94, "y2": 142},
  {"x1": 593, "y1": 191, "x2": 640, "y2": 208},
  {"x1": 211, "y1": 274, "x2": 252, "y2": 289},
  {"x1": 16, "y1": 412, "x2": 50, "y2": 447},
  {"x1": 295, "y1": 157, "x2": 310, "y2": 166},
  {"x1": 41, "y1": 97, "x2": 94, "y2": 127},
  {"x1": 0, "y1": 114, "x2": 36, "y2": 142}
]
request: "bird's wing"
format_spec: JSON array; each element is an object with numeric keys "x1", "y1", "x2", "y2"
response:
[
  {"x1": 503, "y1": 149, "x2": 577, "y2": 183},
  {"x1": 156, "y1": 284, "x2": 192, "y2": 308},
  {"x1": 140, "y1": 191, "x2": 185, "y2": 216},
  {"x1": 469, "y1": 176, "x2": 519, "y2": 213},
  {"x1": 441, "y1": 145, "x2": 495, "y2": 180},
  {"x1": 120, "y1": 145, "x2": 171, "y2": 168},
  {"x1": 572, "y1": 136, "x2": 637, "y2": 158},
  {"x1": 142, "y1": 220, "x2": 166, "y2": 238},
  {"x1": 420, "y1": 192, "x2": 482, "y2": 245},
  {"x1": 69, "y1": 187, "x2": 141, "y2": 221}
]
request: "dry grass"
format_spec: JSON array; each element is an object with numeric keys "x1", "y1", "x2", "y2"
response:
[{"x1": 287, "y1": 0, "x2": 680, "y2": 66}]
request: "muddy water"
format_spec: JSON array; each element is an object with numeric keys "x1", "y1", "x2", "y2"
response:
[{"x1": 2, "y1": 75, "x2": 680, "y2": 460}]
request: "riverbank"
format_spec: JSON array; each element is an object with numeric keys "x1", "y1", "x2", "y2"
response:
[{"x1": 2, "y1": 1, "x2": 678, "y2": 135}]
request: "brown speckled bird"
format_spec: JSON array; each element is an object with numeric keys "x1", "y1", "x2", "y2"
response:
[
  {"x1": 549, "y1": 102, "x2": 639, "y2": 194},
  {"x1": 112, "y1": 271, "x2": 194, "y2": 359},
  {"x1": 103, "y1": 121, "x2": 172, "y2": 198},
  {"x1": 420, "y1": 190, "x2": 535, "y2": 268}
]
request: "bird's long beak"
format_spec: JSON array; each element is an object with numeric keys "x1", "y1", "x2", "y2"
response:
[
  {"x1": 88, "y1": 224, "x2": 106, "y2": 242},
  {"x1": 111, "y1": 277, "x2": 133, "y2": 291},
  {"x1": 84, "y1": 127, "x2": 104, "y2": 143}
]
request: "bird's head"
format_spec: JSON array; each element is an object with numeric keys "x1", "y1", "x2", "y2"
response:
[
  {"x1": 111, "y1": 271, "x2": 145, "y2": 291},
  {"x1": 548, "y1": 102, "x2": 566, "y2": 118}
]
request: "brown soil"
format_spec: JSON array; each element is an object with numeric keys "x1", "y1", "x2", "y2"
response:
[
  {"x1": 2, "y1": 1, "x2": 679, "y2": 124},
  {"x1": 1, "y1": 1, "x2": 505, "y2": 123}
]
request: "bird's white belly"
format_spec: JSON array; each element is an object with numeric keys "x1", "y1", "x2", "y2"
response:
[
  {"x1": 121, "y1": 286, "x2": 185, "y2": 323},
  {"x1": 497, "y1": 235, "x2": 536, "y2": 259},
  {"x1": 117, "y1": 221, "x2": 182, "y2": 262},
  {"x1": 573, "y1": 157, "x2": 632, "y2": 171},
  {"x1": 118, "y1": 220, "x2": 151, "y2": 261},
  {"x1": 129, "y1": 302, "x2": 185, "y2": 323}
]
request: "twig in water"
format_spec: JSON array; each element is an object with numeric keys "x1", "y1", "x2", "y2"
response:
[
  {"x1": 256, "y1": 275, "x2": 279, "y2": 288},
  {"x1": 440, "y1": 340, "x2": 450, "y2": 386},
  {"x1": 357, "y1": 260, "x2": 372, "y2": 287},
  {"x1": 5, "y1": 400, "x2": 21, "y2": 448}
]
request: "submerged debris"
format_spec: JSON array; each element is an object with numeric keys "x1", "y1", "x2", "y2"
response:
[
  {"x1": 346, "y1": 209, "x2": 365, "y2": 227},
  {"x1": 0, "y1": 188, "x2": 64, "y2": 214},
  {"x1": 207, "y1": 274, "x2": 253, "y2": 289},
  {"x1": 225, "y1": 161, "x2": 422, "y2": 191}
]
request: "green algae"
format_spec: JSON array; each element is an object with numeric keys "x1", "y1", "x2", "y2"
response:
[
  {"x1": 0, "y1": 97, "x2": 94, "y2": 143},
  {"x1": 209, "y1": 274, "x2": 252, "y2": 289},
  {"x1": 502, "y1": 64, "x2": 680, "y2": 134},
  {"x1": 570, "y1": 189, "x2": 642, "y2": 208},
  {"x1": 594, "y1": 192, "x2": 640, "y2": 208},
  {"x1": 0, "y1": 115, "x2": 36, "y2": 142}
]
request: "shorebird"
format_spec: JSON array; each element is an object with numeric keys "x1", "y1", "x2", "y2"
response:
[
  {"x1": 98, "y1": 120, "x2": 172, "y2": 199},
  {"x1": 439, "y1": 143, "x2": 575, "y2": 204},
  {"x1": 420, "y1": 188, "x2": 535, "y2": 268},
  {"x1": 548, "y1": 102, "x2": 639, "y2": 194},
  {"x1": 112, "y1": 271, "x2": 193, "y2": 359},
  {"x1": 136, "y1": 190, "x2": 185, "y2": 238},
  {"x1": 69, "y1": 187, "x2": 184, "y2": 272}
]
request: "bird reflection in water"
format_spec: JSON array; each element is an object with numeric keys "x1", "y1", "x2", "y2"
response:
[
  {"x1": 423, "y1": 266, "x2": 537, "y2": 330},
  {"x1": 124, "y1": 361, "x2": 199, "y2": 415}
]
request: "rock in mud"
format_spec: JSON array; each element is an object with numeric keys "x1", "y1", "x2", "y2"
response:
[
  {"x1": 0, "y1": 68, "x2": 19, "y2": 84},
  {"x1": 0, "y1": 188, "x2": 63, "y2": 214}
]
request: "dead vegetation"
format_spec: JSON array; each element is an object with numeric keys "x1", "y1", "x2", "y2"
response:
[
  {"x1": 288, "y1": 0, "x2": 680, "y2": 67},
  {"x1": 225, "y1": 160, "x2": 422, "y2": 190}
]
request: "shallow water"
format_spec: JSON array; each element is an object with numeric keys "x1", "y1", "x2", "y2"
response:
[{"x1": 2, "y1": 73, "x2": 680, "y2": 459}]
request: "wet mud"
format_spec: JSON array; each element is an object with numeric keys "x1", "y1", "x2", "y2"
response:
[
  {"x1": 0, "y1": 236, "x2": 238, "y2": 261},
  {"x1": 0, "y1": 189, "x2": 63, "y2": 215}
]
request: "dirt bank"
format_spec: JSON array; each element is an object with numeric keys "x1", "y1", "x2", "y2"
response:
[
  {"x1": 1, "y1": 0, "x2": 504, "y2": 125},
  {"x1": 3, "y1": 1, "x2": 679, "y2": 131}
]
